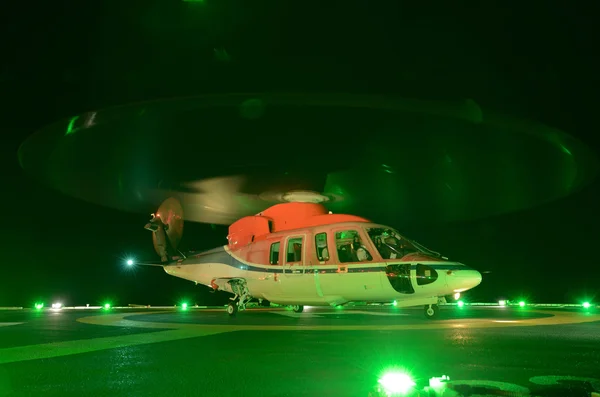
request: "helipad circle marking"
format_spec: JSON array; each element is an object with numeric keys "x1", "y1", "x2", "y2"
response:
[
  {"x1": 77, "y1": 309, "x2": 600, "y2": 332},
  {"x1": 2, "y1": 310, "x2": 597, "y2": 365},
  {"x1": 0, "y1": 322, "x2": 23, "y2": 327}
]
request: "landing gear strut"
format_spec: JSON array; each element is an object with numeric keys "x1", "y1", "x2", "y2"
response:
[
  {"x1": 424, "y1": 304, "x2": 439, "y2": 319},
  {"x1": 291, "y1": 305, "x2": 304, "y2": 313},
  {"x1": 227, "y1": 279, "x2": 252, "y2": 316}
]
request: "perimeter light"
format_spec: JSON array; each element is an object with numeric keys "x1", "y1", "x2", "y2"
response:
[
  {"x1": 582, "y1": 302, "x2": 591, "y2": 309},
  {"x1": 378, "y1": 371, "x2": 416, "y2": 395},
  {"x1": 51, "y1": 302, "x2": 62, "y2": 310},
  {"x1": 126, "y1": 259, "x2": 134, "y2": 266},
  {"x1": 103, "y1": 303, "x2": 111, "y2": 310},
  {"x1": 181, "y1": 302, "x2": 188, "y2": 311},
  {"x1": 457, "y1": 300, "x2": 465, "y2": 308},
  {"x1": 519, "y1": 301, "x2": 526, "y2": 307},
  {"x1": 34, "y1": 303, "x2": 43, "y2": 310}
]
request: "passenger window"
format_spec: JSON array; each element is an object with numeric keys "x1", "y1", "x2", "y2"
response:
[
  {"x1": 315, "y1": 233, "x2": 330, "y2": 261},
  {"x1": 269, "y1": 242, "x2": 280, "y2": 265},
  {"x1": 416, "y1": 264, "x2": 438, "y2": 285},
  {"x1": 286, "y1": 237, "x2": 303, "y2": 263},
  {"x1": 335, "y1": 230, "x2": 372, "y2": 263}
]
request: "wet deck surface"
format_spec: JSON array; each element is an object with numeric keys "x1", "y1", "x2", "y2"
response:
[{"x1": 1, "y1": 306, "x2": 599, "y2": 397}]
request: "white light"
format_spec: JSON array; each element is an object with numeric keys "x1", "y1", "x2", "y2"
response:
[
  {"x1": 126, "y1": 259, "x2": 134, "y2": 266},
  {"x1": 378, "y1": 372, "x2": 416, "y2": 395},
  {"x1": 453, "y1": 292, "x2": 461, "y2": 300},
  {"x1": 51, "y1": 302, "x2": 63, "y2": 310},
  {"x1": 498, "y1": 300, "x2": 506, "y2": 306}
]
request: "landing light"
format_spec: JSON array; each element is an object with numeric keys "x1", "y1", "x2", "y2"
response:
[
  {"x1": 126, "y1": 259, "x2": 134, "y2": 266},
  {"x1": 453, "y1": 292, "x2": 460, "y2": 300},
  {"x1": 51, "y1": 302, "x2": 62, "y2": 310},
  {"x1": 582, "y1": 302, "x2": 591, "y2": 309},
  {"x1": 392, "y1": 300, "x2": 397, "y2": 307},
  {"x1": 378, "y1": 372, "x2": 416, "y2": 395}
]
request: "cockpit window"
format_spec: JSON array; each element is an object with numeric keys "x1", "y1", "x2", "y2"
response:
[
  {"x1": 366, "y1": 228, "x2": 419, "y2": 260},
  {"x1": 335, "y1": 230, "x2": 373, "y2": 263}
]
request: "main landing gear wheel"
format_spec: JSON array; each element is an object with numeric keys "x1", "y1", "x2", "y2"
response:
[
  {"x1": 227, "y1": 302, "x2": 238, "y2": 316},
  {"x1": 424, "y1": 304, "x2": 439, "y2": 319},
  {"x1": 292, "y1": 305, "x2": 304, "y2": 313}
]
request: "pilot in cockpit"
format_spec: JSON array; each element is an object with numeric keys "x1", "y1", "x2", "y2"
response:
[
  {"x1": 378, "y1": 233, "x2": 400, "y2": 259},
  {"x1": 352, "y1": 236, "x2": 369, "y2": 261}
]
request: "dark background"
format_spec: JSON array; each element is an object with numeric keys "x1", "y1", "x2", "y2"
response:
[{"x1": 1, "y1": 1, "x2": 598, "y2": 307}]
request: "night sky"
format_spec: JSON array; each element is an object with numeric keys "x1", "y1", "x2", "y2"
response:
[{"x1": 1, "y1": 2, "x2": 598, "y2": 307}]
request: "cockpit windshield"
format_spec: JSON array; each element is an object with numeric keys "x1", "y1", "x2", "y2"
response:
[{"x1": 366, "y1": 227, "x2": 437, "y2": 260}]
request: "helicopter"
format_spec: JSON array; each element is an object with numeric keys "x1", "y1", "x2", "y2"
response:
[{"x1": 143, "y1": 197, "x2": 482, "y2": 319}]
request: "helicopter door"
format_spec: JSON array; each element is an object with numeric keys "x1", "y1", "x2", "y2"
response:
[{"x1": 281, "y1": 234, "x2": 318, "y2": 298}]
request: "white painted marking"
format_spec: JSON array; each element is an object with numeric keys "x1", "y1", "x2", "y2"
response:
[
  {"x1": 273, "y1": 312, "x2": 323, "y2": 318},
  {"x1": 0, "y1": 322, "x2": 23, "y2": 327},
  {"x1": 321, "y1": 310, "x2": 410, "y2": 316},
  {"x1": 493, "y1": 320, "x2": 519, "y2": 323}
]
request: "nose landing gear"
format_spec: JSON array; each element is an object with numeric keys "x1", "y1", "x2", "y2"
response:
[{"x1": 424, "y1": 304, "x2": 439, "y2": 319}]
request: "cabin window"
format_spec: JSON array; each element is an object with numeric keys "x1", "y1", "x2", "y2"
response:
[
  {"x1": 286, "y1": 237, "x2": 303, "y2": 263},
  {"x1": 335, "y1": 230, "x2": 373, "y2": 263},
  {"x1": 416, "y1": 264, "x2": 438, "y2": 286},
  {"x1": 315, "y1": 233, "x2": 330, "y2": 261},
  {"x1": 270, "y1": 242, "x2": 280, "y2": 265}
]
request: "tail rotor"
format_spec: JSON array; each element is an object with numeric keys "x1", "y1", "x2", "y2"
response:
[{"x1": 144, "y1": 197, "x2": 184, "y2": 262}]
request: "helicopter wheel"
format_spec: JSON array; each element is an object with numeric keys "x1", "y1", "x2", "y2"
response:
[
  {"x1": 424, "y1": 304, "x2": 438, "y2": 319},
  {"x1": 227, "y1": 302, "x2": 238, "y2": 316},
  {"x1": 292, "y1": 305, "x2": 304, "y2": 313}
]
